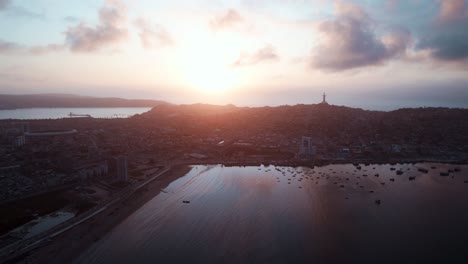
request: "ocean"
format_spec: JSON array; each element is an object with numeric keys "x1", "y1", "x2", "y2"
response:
[{"x1": 0, "y1": 107, "x2": 152, "y2": 120}]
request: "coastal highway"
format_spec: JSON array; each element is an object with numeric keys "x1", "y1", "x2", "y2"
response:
[{"x1": 0, "y1": 165, "x2": 170, "y2": 264}]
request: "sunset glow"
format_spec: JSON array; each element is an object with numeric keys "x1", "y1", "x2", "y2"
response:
[
  {"x1": 1, "y1": 1, "x2": 468, "y2": 263},
  {"x1": 0, "y1": 0, "x2": 467, "y2": 108},
  {"x1": 176, "y1": 34, "x2": 243, "y2": 94}
]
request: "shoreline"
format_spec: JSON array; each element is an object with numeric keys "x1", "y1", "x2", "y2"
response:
[
  {"x1": 9, "y1": 165, "x2": 191, "y2": 264},
  {"x1": 179, "y1": 158, "x2": 468, "y2": 168}
]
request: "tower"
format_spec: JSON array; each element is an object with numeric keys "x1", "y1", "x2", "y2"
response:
[{"x1": 322, "y1": 92, "x2": 327, "y2": 104}]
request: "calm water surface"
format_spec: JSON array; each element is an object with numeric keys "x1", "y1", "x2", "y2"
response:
[
  {"x1": 0, "y1": 107, "x2": 151, "y2": 120},
  {"x1": 76, "y1": 164, "x2": 468, "y2": 264}
]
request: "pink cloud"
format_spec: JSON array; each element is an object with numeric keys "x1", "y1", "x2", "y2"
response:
[
  {"x1": 65, "y1": 0, "x2": 128, "y2": 52},
  {"x1": 210, "y1": 9, "x2": 244, "y2": 30},
  {"x1": 437, "y1": 0, "x2": 467, "y2": 24},
  {"x1": 134, "y1": 18, "x2": 174, "y2": 49},
  {"x1": 232, "y1": 44, "x2": 279, "y2": 67}
]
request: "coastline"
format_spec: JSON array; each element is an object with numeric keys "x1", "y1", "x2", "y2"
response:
[
  {"x1": 10, "y1": 165, "x2": 191, "y2": 264},
  {"x1": 181, "y1": 158, "x2": 468, "y2": 168},
  {"x1": 0, "y1": 107, "x2": 152, "y2": 120}
]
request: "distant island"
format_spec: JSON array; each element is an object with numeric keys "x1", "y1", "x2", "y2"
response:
[{"x1": 0, "y1": 94, "x2": 168, "y2": 109}]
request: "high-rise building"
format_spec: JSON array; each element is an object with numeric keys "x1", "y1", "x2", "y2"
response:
[
  {"x1": 299, "y1": 136, "x2": 316, "y2": 155},
  {"x1": 115, "y1": 156, "x2": 128, "y2": 182}
]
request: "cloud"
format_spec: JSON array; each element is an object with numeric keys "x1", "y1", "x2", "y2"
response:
[
  {"x1": 210, "y1": 9, "x2": 244, "y2": 30},
  {"x1": 0, "y1": 0, "x2": 44, "y2": 19},
  {"x1": 0, "y1": 39, "x2": 22, "y2": 54},
  {"x1": 134, "y1": 18, "x2": 174, "y2": 49},
  {"x1": 29, "y1": 44, "x2": 65, "y2": 55},
  {"x1": 233, "y1": 44, "x2": 279, "y2": 67},
  {"x1": 0, "y1": 0, "x2": 10, "y2": 10},
  {"x1": 65, "y1": 0, "x2": 128, "y2": 52},
  {"x1": 385, "y1": 0, "x2": 400, "y2": 10},
  {"x1": 9, "y1": 5, "x2": 44, "y2": 19},
  {"x1": 382, "y1": 27, "x2": 412, "y2": 56},
  {"x1": 2, "y1": 1, "x2": 128, "y2": 55},
  {"x1": 415, "y1": 0, "x2": 468, "y2": 64},
  {"x1": 437, "y1": 0, "x2": 467, "y2": 24},
  {"x1": 310, "y1": 1, "x2": 411, "y2": 71},
  {"x1": 0, "y1": 39, "x2": 65, "y2": 55}
]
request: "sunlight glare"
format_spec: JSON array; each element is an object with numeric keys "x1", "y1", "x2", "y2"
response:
[{"x1": 178, "y1": 34, "x2": 242, "y2": 95}]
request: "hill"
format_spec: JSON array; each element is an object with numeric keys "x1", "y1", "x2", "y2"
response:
[
  {"x1": 0, "y1": 94, "x2": 168, "y2": 109},
  {"x1": 135, "y1": 103, "x2": 468, "y2": 160}
]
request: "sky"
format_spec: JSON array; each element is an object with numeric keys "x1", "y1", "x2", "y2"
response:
[{"x1": 0, "y1": 0, "x2": 467, "y2": 110}]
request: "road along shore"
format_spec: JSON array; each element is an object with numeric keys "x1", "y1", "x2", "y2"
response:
[{"x1": 7, "y1": 165, "x2": 191, "y2": 264}]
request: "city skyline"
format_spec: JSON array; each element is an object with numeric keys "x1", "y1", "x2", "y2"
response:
[
  {"x1": 1, "y1": 0, "x2": 468, "y2": 109},
  {"x1": 2, "y1": 1, "x2": 468, "y2": 262}
]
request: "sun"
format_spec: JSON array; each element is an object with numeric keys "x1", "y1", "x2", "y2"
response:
[
  {"x1": 183, "y1": 60, "x2": 238, "y2": 94},
  {"x1": 177, "y1": 34, "x2": 242, "y2": 94}
]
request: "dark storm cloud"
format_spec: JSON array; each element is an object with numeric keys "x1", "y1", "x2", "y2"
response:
[
  {"x1": 416, "y1": 0, "x2": 468, "y2": 63},
  {"x1": 65, "y1": 1, "x2": 128, "y2": 52},
  {"x1": 418, "y1": 29, "x2": 468, "y2": 61},
  {"x1": 311, "y1": 1, "x2": 411, "y2": 71},
  {"x1": 134, "y1": 18, "x2": 174, "y2": 49},
  {"x1": 233, "y1": 45, "x2": 279, "y2": 67}
]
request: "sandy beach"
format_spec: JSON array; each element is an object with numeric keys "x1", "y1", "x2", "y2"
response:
[{"x1": 9, "y1": 165, "x2": 191, "y2": 264}]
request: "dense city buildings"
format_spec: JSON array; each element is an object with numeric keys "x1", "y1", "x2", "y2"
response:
[
  {"x1": 0, "y1": 100, "x2": 467, "y2": 263},
  {"x1": 1, "y1": 102, "x2": 467, "y2": 203}
]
